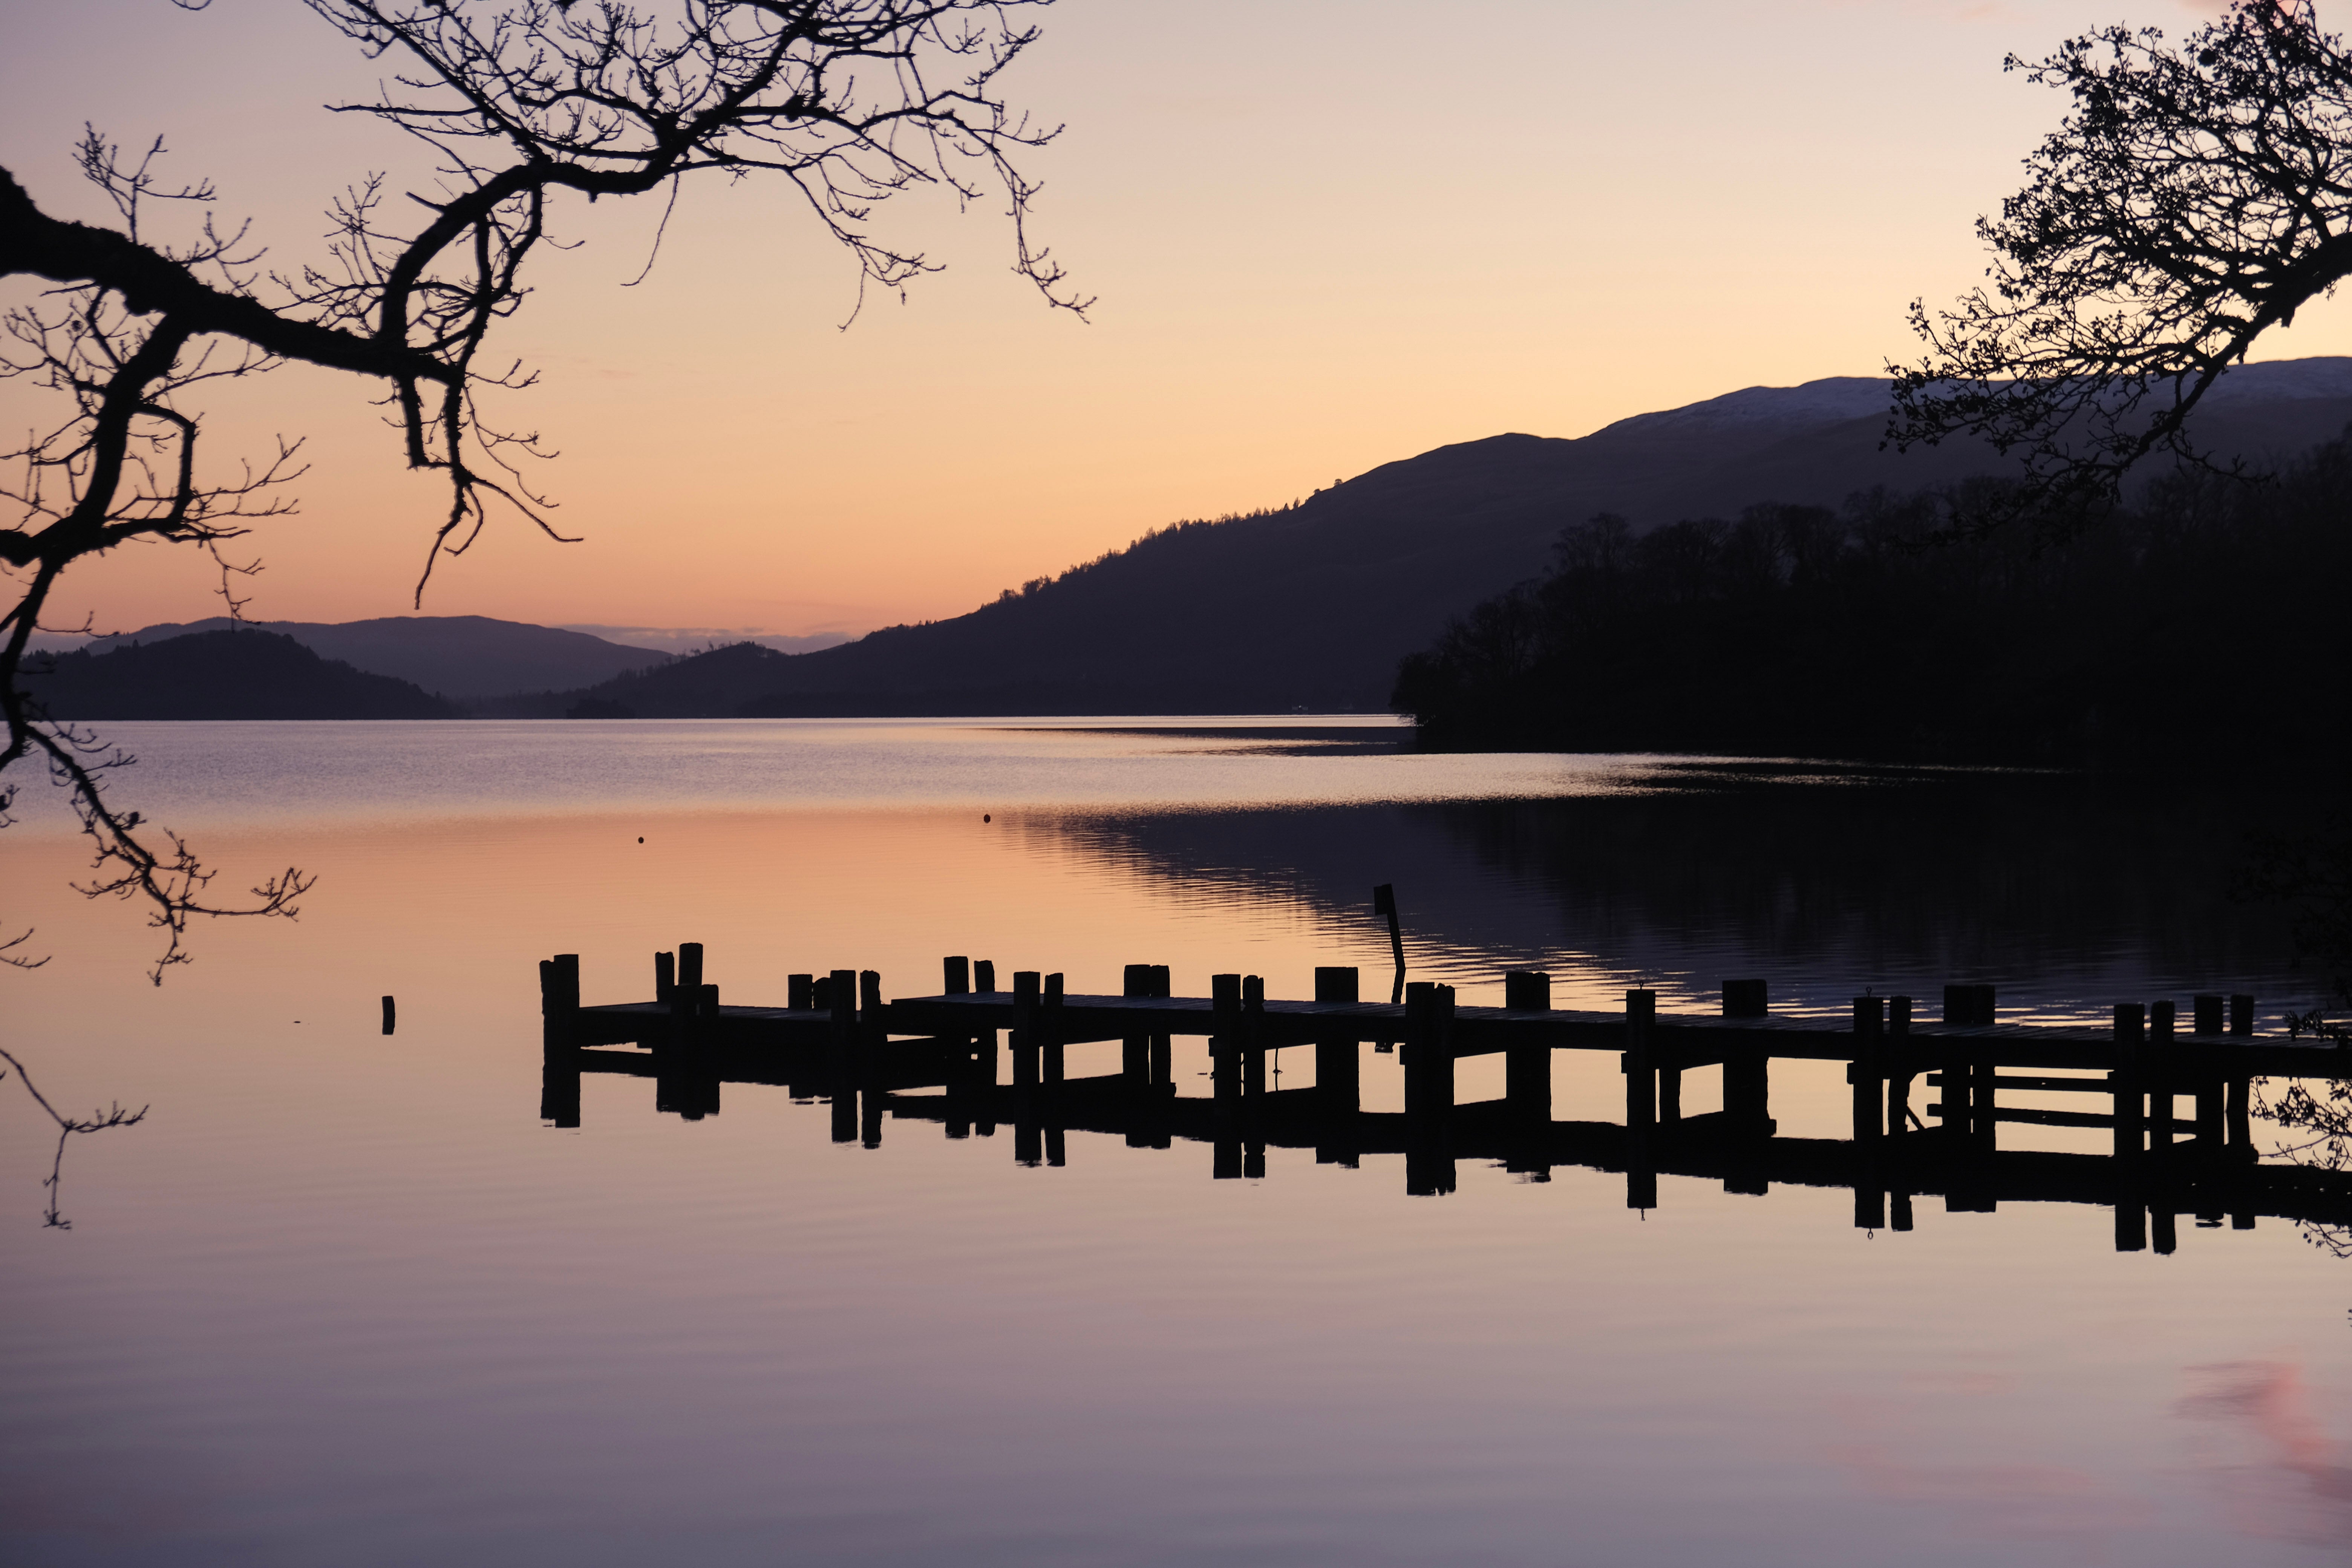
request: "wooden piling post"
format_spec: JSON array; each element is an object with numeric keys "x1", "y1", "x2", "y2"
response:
[
  {"x1": 859, "y1": 970, "x2": 886, "y2": 1145},
  {"x1": 975, "y1": 959, "x2": 997, "y2": 993},
  {"x1": 1724, "y1": 1047, "x2": 1771, "y2": 1139},
  {"x1": 1043, "y1": 973, "x2": 1066, "y2": 1087},
  {"x1": 2193, "y1": 994, "x2": 2223, "y2": 1037},
  {"x1": 1209, "y1": 970, "x2": 1242, "y2": 1178},
  {"x1": 538, "y1": 1044, "x2": 582, "y2": 1129},
  {"x1": 1011, "y1": 971, "x2": 1042, "y2": 1168},
  {"x1": 2228, "y1": 994, "x2": 2255, "y2": 1165},
  {"x1": 2113, "y1": 1003, "x2": 2146, "y2": 1157},
  {"x1": 381, "y1": 995, "x2": 396, "y2": 1037},
  {"x1": 1885, "y1": 996, "x2": 1913, "y2": 1134},
  {"x1": 1623, "y1": 988, "x2": 1657, "y2": 1210},
  {"x1": 1241, "y1": 975, "x2": 1266, "y2": 1099},
  {"x1": 1503, "y1": 971, "x2": 1552, "y2": 1174},
  {"x1": 1012, "y1": 971, "x2": 1041, "y2": 1093},
  {"x1": 1148, "y1": 965, "x2": 1173, "y2": 1095},
  {"x1": 944, "y1": 956, "x2": 970, "y2": 995},
  {"x1": 789, "y1": 973, "x2": 813, "y2": 1011},
  {"x1": 539, "y1": 954, "x2": 580, "y2": 1056},
  {"x1": 1314, "y1": 966, "x2": 1360, "y2": 1168},
  {"x1": 1404, "y1": 982, "x2": 1456, "y2": 1196},
  {"x1": 678, "y1": 942, "x2": 704, "y2": 995},
  {"x1": 1723, "y1": 979, "x2": 1767, "y2": 1018},
  {"x1": 2113, "y1": 1003, "x2": 2146, "y2": 1252},
  {"x1": 654, "y1": 951, "x2": 675, "y2": 1004},
  {"x1": 1121, "y1": 963, "x2": 1153, "y2": 1088},
  {"x1": 1212, "y1": 969, "x2": 1243, "y2": 1180},
  {"x1": 827, "y1": 967, "x2": 858, "y2": 1144},
  {"x1": 1851, "y1": 997, "x2": 1886, "y2": 1230},
  {"x1": 537, "y1": 954, "x2": 582, "y2": 1128}
]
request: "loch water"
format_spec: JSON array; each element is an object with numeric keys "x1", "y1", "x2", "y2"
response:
[{"x1": 4, "y1": 718, "x2": 2347, "y2": 1566}]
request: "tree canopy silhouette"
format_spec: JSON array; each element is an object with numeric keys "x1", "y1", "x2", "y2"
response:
[
  {"x1": 0, "y1": 0, "x2": 1084, "y2": 978},
  {"x1": 1889, "y1": 0, "x2": 2352, "y2": 536}
]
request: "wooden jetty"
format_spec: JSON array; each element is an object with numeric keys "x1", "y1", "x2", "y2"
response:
[{"x1": 536, "y1": 949, "x2": 2352, "y2": 1251}]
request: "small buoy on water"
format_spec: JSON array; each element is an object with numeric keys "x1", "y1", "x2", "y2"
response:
[
  {"x1": 637, "y1": 836, "x2": 644, "y2": 843},
  {"x1": 983, "y1": 813, "x2": 991, "y2": 823}
]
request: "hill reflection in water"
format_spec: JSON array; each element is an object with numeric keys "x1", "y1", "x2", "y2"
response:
[{"x1": 1042, "y1": 764, "x2": 2327, "y2": 1025}]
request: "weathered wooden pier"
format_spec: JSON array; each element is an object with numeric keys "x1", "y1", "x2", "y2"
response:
[{"x1": 537, "y1": 950, "x2": 2352, "y2": 1250}]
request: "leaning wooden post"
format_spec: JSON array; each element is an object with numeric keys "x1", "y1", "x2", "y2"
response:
[
  {"x1": 2112, "y1": 1002, "x2": 2147, "y2": 1253},
  {"x1": 1851, "y1": 996, "x2": 1885, "y2": 1231},
  {"x1": 1314, "y1": 965, "x2": 1361, "y2": 1168},
  {"x1": 788, "y1": 973, "x2": 814, "y2": 1011},
  {"x1": 654, "y1": 950, "x2": 675, "y2": 1005},
  {"x1": 1504, "y1": 970, "x2": 1552, "y2": 1176},
  {"x1": 1623, "y1": 988, "x2": 1658, "y2": 1211},
  {"x1": 1211, "y1": 973, "x2": 1243, "y2": 1179}
]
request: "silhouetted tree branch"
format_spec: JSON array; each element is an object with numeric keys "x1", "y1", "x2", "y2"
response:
[
  {"x1": 3, "y1": 0, "x2": 1083, "y2": 975},
  {"x1": 0, "y1": 1046, "x2": 147, "y2": 1228},
  {"x1": 1888, "y1": 1, "x2": 2352, "y2": 538}
]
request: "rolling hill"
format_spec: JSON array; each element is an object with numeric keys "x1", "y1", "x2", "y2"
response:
[
  {"x1": 531, "y1": 359, "x2": 2352, "y2": 717},
  {"x1": 24, "y1": 630, "x2": 463, "y2": 720}
]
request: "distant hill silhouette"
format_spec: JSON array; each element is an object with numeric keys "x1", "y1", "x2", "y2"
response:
[
  {"x1": 70, "y1": 614, "x2": 662, "y2": 699},
  {"x1": 24, "y1": 630, "x2": 462, "y2": 720},
  {"x1": 522, "y1": 358, "x2": 2352, "y2": 717}
]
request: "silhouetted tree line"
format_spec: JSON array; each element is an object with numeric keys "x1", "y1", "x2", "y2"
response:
[{"x1": 1391, "y1": 437, "x2": 2352, "y2": 767}]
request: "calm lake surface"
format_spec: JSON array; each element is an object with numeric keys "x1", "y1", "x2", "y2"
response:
[{"x1": 4, "y1": 718, "x2": 2347, "y2": 1565}]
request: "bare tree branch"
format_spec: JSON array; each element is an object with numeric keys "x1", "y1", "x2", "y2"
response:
[
  {"x1": 3, "y1": 0, "x2": 1081, "y2": 975},
  {"x1": 1887, "y1": 2, "x2": 2352, "y2": 539}
]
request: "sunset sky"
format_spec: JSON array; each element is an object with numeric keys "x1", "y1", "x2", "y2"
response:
[{"x1": 7, "y1": 0, "x2": 2349, "y2": 642}]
